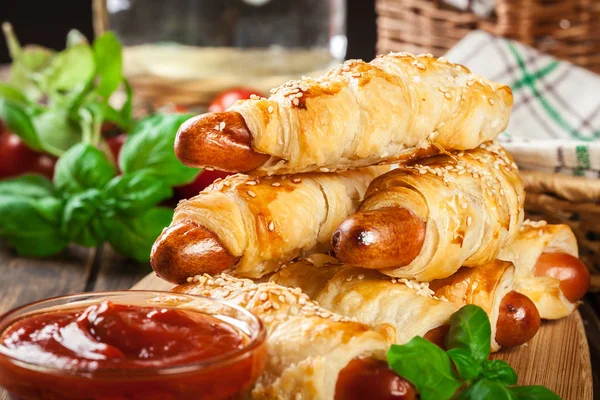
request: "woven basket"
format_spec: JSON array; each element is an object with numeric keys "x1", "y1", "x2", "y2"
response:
[{"x1": 376, "y1": 0, "x2": 600, "y2": 74}]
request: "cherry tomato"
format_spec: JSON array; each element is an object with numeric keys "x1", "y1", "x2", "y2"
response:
[
  {"x1": 0, "y1": 130, "x2": 56, "y2": 179},
  {"x1": 106, "y1": 134, "x2": 127, "y2": 163},
  {"x1": 208, "y1": 88, "x2": 262, "y2": 113},
  {"x1": 176, "y1": 169, "x2": 232, "y2": 199}
]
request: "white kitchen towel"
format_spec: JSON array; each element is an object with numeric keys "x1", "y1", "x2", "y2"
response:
[{"x1": 446, "y1": 31, "x2": 600, "y2": 178}]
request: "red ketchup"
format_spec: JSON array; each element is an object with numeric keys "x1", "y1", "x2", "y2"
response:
[{"x1": 0, "y1": 300, "x2": 266, "y2": 400}]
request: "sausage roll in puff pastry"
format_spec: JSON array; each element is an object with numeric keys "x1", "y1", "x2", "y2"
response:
[
  {"x1": 430, "y1": 260, "x2": 541, "y2": 351},
  {"x1": 497, "y1": 220, "x2": 590, "y2": 319},
  {"x1": 151, "y1": 167, "x2": 387, "y2": 283},
  {"x1": 269, "y1": 254, "x2": 457, "y2": 346},
  {"x1": 333, "y1": 142, "x2": 524, "y2": 281},
  {"x1": 175, "y1": 53, "x2": 513, "y2": 175},
  {"x1": 174, "y1": 274, "x2": 417, "y2": 400}
]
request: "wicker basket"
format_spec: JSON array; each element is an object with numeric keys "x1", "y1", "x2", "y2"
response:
[{"x1": 376, "y1": 0, "x2": 600, "y2": 74}]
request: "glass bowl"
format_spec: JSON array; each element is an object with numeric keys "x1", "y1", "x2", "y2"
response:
[{"x1": 0, "y1": 291, "x2": 267, "y2": 400}]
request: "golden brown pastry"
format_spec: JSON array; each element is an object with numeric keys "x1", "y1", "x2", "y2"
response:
[
  {"x1": 270, "y1": 255, "x2": 457, "y2": 345},
  {"x1": 175, "y1": 53, "x2": 513, "y2": 175},
  {"x1": 151, "y1": 167, "x2": 387, "y2": 283},
  {"x1": 497, "y1": 221, "x2": 590, "y2": 319},
  {"x1": 430, "y1": 260, "x2": 541, "y2": 351},
  {"x1": 333, "y1": 142, "x2": 524, "y2": 281},
  {"x1": 174, "y1": 274, "x2": 418, "y2": 400}
]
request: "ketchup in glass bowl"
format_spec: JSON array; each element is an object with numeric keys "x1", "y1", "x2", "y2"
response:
[{"x1": 0, "y1": 291, "x2": 267, "y2": 400}]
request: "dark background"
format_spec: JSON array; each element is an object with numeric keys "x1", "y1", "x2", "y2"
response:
[{"x1": 0, "y1": 0, "x2": 377, "y2": 63}]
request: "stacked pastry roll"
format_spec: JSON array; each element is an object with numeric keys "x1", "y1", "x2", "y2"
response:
[{"x1": 152, "y1": 52, "x2": 589, "y2": 400}]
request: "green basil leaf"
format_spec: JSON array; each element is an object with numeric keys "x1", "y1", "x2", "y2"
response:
[
  {"x1": 104, "y1": 207, "x2": 173, "y2": 262},
  {"x1": 387, "y1": 337, "x2": 461, "y2": 400},
  {"x1": 459, "y1": 379, "x2": 515, "y2": 400},
  {"x1": 120, "y1": 114, "x2": 199, "y2": 186},
  {"x1": 0, "y1": 82, "x2": 29, "y2": 105},
  {"x1": 120, "y1": 80, "x2": 134, "y2": 131},
  {"x1": 93, "y1": 32, "x2": 123, "y2": 98},
  {"x1": 447, "y1": 305, "x2": 492, "y2": 363},
  {"x1": 32, "y1": 109, "x2": 81, "y2": 155},
  {"x1": 447, "y1": 348, "x2": 482, "y2": 383},
  {"x1": 0, "y1": 98, "x2": 42, "y2": 150},
  {"x1": 0, "y1": 175, "x2": 54, "y2": 198},
  {"x1": 105, "y1": 173, "x2": 173, "y2": 216},
  {"x1": 481, "y1": 360, "x2": 518, "y2": 386},
  {"x1": 9, "y1": 44, "x2": 54, "y2": 101},
  {"x1": 41, "y1": 44, "x2": 95, "y2": 92},
  {"x1": 61, "y1": 189, "x2": 108, "y2": 247},
  {"x1": 510, "y1": 386, "x2": 561, "y2": 400},
  {"x1": 0, "y1": 195, "x2": 67, "y2": 257},
  {"x1": 54, "y1": 143, "x2": 116, "y2": 195}
]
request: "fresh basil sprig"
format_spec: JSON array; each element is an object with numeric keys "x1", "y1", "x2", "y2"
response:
[
  {"x1": 0, "y1": 114, "x2": 198, "y2": 262},
  {"x1": 386, "y1": 305, "x2": 560, "y2": 400},
  {"x1": 0, "y1": 24, "x2": 133, "y2": 156}
]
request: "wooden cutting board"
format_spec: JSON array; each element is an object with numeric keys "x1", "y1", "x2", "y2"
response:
[{"x1": 133, "y1": 273, "x2": 593, "y2": 400}]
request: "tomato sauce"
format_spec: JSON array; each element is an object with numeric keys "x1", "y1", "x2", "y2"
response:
[{"x1": 0, "y1": 301, "x2": 266, "y2": 400}]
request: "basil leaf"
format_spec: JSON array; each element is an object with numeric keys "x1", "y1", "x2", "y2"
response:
[
  {"x1": 120, "y1": 80, "x2": 134, "y2": 131},
  {"x1": 447, "y1": 305, "x2": 492, "y2": 363},
  {"x1": 9, "y1": 45, "x2": 54, "y2": 101},
  {"x1": 41, "y1": 44, "x2": 95, "y2": 92},
  {"x1": 32, "y1": 109, "x2": 81, "y2": 155},
  {"x1": 105, "y1": 173, "x2": 173, "y2": 216},
  {"x1": 459, "y1": 379, "x2": 515, "y2": 400},
  {"x1": 0, "y1": 175, "x2": 54, "y2": 198},
  {"x1": 93, "y1": 32, "x2": 123, "y2": 98},
  {"x1": 387, "y1": 337, "x2": 461, "y2": 400},
  {"x1": 54, "y1": 143, "x2": 116, "y2": 195},
  {"x1": 447, "y1": 348, "x2": 482, "y2": 383},
  {"x1": 61, "y1": 189, "x2": 108, "y2": 247},
  {"x1": 120, "y1": 114, "x2": 199, "y2": 186},
  {"x1": 104, "y1": 207, "x2": 173, "y2": 262},
  {"x1": 481, "y1": 360, "x2": 518, "y2": 386},
  {"x1": 0, "y1": 98, "x2": 42, "y2": 150},
  {"x1": 511, "y1": 386, "x2": 561, "y2": 400},
  {"x1": 0, "y1": 82, "x2": 29, "y2": 105},
  {"x1": 0, "y1": 195, "x2": 67, "y2": 257}
]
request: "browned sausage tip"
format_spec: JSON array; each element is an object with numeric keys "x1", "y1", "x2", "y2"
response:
[
  {"x1": 174, "y1": 111, "x2": 270, "y2": 172},
  {"x1": 151, "y1": 221, "x2": 239, "y2": 284},
  {"x1": 495, "y1": 291, "x2": 541, "y2": 348}
]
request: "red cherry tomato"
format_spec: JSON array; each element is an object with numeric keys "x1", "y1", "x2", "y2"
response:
[
  {"x1": 106, "y1": 134, "x2": 127, "y2": 163},
  {"x1": 208, "y1": 88, "x2": 262, "y2": 113},
  {"x1": 176, "y1": 170, "x2": 232, "y2": 199},
  {"x1": 0, "y1": 130, "x2": 56, "y2": 179}
]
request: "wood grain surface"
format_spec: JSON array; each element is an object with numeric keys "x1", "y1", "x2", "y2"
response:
[{"x1": 134, "y1": 273, "x2": 594, "y2": 400}]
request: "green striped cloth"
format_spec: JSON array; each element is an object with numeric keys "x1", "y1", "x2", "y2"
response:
[{"x1": 446, "y1": 31, "x2": 600, "y2": 178}]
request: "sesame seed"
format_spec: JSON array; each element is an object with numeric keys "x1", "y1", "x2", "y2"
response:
[
  {"x1": 444, "y1": 92, "x2": 452, "y2": 99},
  {"x1": 246, "y1": 181, "x2": 257, "y2": 186},
  {"x1": 247, "y1": 190, "x2": 256, "y2": 198},
  {"x1": 292, "y1": 98, "x2": 299, "y2": 106},
  {"x1": 259, "y1": 292, "x2": 268, "y2": 301},
  {"x1": 467, "y1": 216, "x2": 472, "y2": 226},
  {"x1": 292, "y1": 178, "x2": 301, "y2": 183},
  {"x1": 264, "y1": 315, "x2": 274, "y2": 323},
  {"x1": 346, "y1": 275, "x2": 353, "y2": 282},
  {"x1": 438, "y1": 86, "x2": 448, "y2": 93},
  {"x1": 320, "y1": 167, "x2": 330, "y2": 172},
  {"x1": 272, "y1": 182, "x2": 281, "y2": 187},
  {"x1": 358, "y1": 274, "x2": 364, "y2": 280},
  {"x1": 219, "y1": 122, "x2": 226, "y2": 131},
  {"x1": 268, "y1": 221, "x2": 275, "y2": 231},
  {"x1": 268, "y1": 106, "x2": 274, "y2": 113},
  {"x1": 206, "y1": 167, "x2": 215, "y2": 171}
]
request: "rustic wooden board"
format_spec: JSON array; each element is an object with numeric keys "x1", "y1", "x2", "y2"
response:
[{"x1": 133, "y1": 273, "x2": 594, "y2": 400}]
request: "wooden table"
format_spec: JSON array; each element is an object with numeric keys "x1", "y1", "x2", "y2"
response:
[{"x1": 1, "y1": 242, "x2": 599, "y2": 399}]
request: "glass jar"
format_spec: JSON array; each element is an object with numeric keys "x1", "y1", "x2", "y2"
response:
[
  {"x1": 100, "y1": 0, "x2": 347, "y2": 107},
  {"x1": 0, "y1": 291, "x2": 267, "y2": 400}
]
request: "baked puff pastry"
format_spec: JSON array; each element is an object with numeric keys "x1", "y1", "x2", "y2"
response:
[
  {"x1": 497, "y1": 221, "x2": 590, "y2": 319},
  {"x1": 174, "y1": 274, "x2": 392, "y2": 400},
  {"x1": 151, "y1": 167, "x2": 387, "y2": 283},
  {"x1": 430, "y1": 260, "x2": 541, "y2": 351},
  {"x1": 270, "y1": 254, "x2": 457, "y2": 345},
  {"x1": 175, "y1": 53, "x2": 513, "y2": 175},
  {"x1": 333, "y1": 142, "x2": 525, "y2": 281}
]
